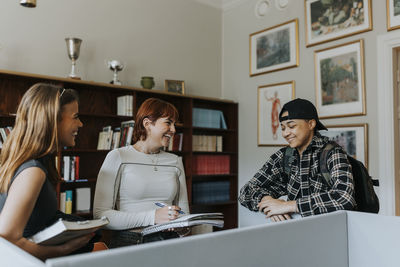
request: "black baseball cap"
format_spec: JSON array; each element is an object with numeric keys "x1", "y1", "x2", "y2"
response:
[{"x1": 279, "y1": 98, "x2": 327, "y2": 131}]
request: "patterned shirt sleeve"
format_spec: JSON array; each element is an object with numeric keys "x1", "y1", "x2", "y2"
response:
[
  {"x1": 238, "y1": 149, "x2": 288, "y2": 212},
  {"x1": 296, "y1": 146, "x2": 356, "y2": 216}
]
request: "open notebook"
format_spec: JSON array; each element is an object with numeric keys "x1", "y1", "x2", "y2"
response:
[{"x1": 142, "y1": 213, "x2": 224, "y2": 236}]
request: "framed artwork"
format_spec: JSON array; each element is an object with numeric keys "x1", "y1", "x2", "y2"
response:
[
  {"x1": 320, "y1": 123, "x2": 368, "y2": 167},
  {"x1": 304, "y1": 0, "x2": 372, "y2": 47},
  {"x1": 387, "y1": 0, "x2": 400, "y2": 31},
  {"x1": 249, "y1": 19, "x2": 299, "y2": 77},
  {"x1": 314, "y1": 39, "x2": 366, "y2": 119},
  {"x1": 257, "y1": 81, "x2": 295, "y2": 146},
  {"x1": 165, "y1": 80, "x2": 185, "y2": 94}
]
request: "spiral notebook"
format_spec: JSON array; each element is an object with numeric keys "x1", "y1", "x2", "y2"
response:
[{"x1": 141, "y1": 213, "x2": 224, "y2": 236}]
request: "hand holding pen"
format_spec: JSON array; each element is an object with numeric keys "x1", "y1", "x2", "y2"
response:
[{"x1": 154, "y1": 202, "x2": 184, "y2": 223}]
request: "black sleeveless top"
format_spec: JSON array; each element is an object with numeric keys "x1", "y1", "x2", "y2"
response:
[{"x1": 0, "y1": 157, "x2": 58, "y2": 237}]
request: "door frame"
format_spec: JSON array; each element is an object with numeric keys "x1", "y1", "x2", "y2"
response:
[{"x1": 377, "y1": 32, "x2": 400, "y2": 216}]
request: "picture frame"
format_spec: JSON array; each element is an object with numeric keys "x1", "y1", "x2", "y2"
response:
[
  {"x1": 320, "y1": 123, "x2": 368, "y2": 168},
  {"x1": 257, "y1": 81, "x2": 295, "y2": 146},
  {"x1": 304, "y1": 0, "x2": 372, "y2": 47},
  {"x1": 387, "y1": 0, "x2": 400, "y2": 31},
  {"x1": 164, "y1": 80, "x2": 185, "y2": 94},
  {"x1": 249, "y1": 19, "x2": 299, "y2": 77},
  {"x1": 314, "y1": 39, "x2": 366, "y2": 119}
]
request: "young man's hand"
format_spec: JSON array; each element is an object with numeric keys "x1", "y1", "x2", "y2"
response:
[{"x1": 257, "y1": 196, "x2": 298, "y2": 219}]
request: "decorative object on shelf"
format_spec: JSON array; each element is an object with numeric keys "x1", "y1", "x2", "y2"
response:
[
  {"x1": 20, "y1": 0, "x2": 36, "y2": 7},
  {"x1": 320, "y1": 123, "x2": 368, "y2": 167},
  {"x1": 387, "y1": 0, "x2": 400, "y2": 31},
  {"x1": 257, "y1": 81, "x2": 295, "y2": 146},
  {"x1": 107, "y1": 60, "x2": 124, "y2": 85},
  {"x1": 305, "y1": 0, "x2": 372, "y2": 47},
  {"x1": 65, "y1": 38, "x2": 82, "y2": 79},
  {"x1": 140, "y1": 76, "x2": 155, "y2": 89},
  {"x1": 275, "y1": 0, "x2": 289, "y2": 10},
  {"x1": 314, "y1": 39, "x2": 366, "y2": 119},
  {"x1": 249, "y1": 19, "x2": 299, "y2": 77},
  {"x1": 254, "y1": 0, "x2": 271, "y2": 18},
  {"x1": 164, "y1": 79, "x2": 185, "y2": 94}
]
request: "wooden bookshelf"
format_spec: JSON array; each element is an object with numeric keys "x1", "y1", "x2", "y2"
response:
[{"x1": 0, "y1": 69, "x2": 238, "y2": 230}]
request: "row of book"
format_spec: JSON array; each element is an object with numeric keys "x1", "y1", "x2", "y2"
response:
[
  {"x1": 192, "y1": 155, "x2": 230, "y2": 175},
  {"x1": 192, "y1": 135, "x2": 223, "y2": 152},
  {"x1": 117, "y1": 95, "x2": 133, "y2": 116},
  {"x1": 192, "y1": 181, "x2": 230, "y2": 204},
  {"x1": 61, "y1": 156, "x2": 80, "y2": 181},
  {"x1": 97, "y1": 120, "x2": 135, "y2": 150},
  {"x1": 60, "y1": 188, "x2": 91, "y2": 214},
  {"x1": 0, "y1": 126, "x2": 13, "y2": 148},
  {"x1": 193, "y1": 108, "x2": 227, "y2": 129}
]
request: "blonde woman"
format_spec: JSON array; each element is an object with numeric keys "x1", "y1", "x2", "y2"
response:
[{"x1": 0, "y1": 83, "x2": 92, "y2": 260}]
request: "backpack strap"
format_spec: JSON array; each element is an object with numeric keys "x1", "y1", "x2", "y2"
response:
[
  {"x1": 283, "y1": 146, "x2": 296, "y2": 178},
  {"x1": 319, "y1": 142, "x2": 336, "y2": 187}
]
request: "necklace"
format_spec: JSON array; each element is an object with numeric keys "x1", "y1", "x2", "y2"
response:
[
  {"x1": 148, "y1": 152, "x2": 160, "y2": 171},
  {"x1": 134, "y1": 143, "x2": 161, "y2": 171}
]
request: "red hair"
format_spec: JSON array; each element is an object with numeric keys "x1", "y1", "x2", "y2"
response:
[{"x1": 133, "y1": 98, "x2": 178, "y2": 142}]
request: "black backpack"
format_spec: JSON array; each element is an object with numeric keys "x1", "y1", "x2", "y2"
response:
[{"x1": 283, "y1": 142, "x2": 380, "y2": 213}]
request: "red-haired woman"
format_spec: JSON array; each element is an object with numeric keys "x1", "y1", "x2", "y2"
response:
[{"x1": 93, "y1": 98, "x2": 189, "y2": 247}]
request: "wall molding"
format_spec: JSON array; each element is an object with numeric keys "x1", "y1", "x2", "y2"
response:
[{"x1": 377, "y1": 32, "x2": 400, "y2": 216}]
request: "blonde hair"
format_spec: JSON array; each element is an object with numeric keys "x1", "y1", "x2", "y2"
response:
[{"x1": 0, "y1": 83, "x2": 78, "y2": 193}]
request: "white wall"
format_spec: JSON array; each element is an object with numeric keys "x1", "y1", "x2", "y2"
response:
[
  {"x1": 222, "y1": 0, "x2": 389, "y2": 227},
  {"x1": 0, "y1": 0, "x2": 222, "y2": 98}
]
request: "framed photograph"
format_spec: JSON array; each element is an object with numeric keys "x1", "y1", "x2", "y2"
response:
[
  {"x1": 320, "y1": 123, "x2": 368, "y2": 167},
  {"x1": 258, "y1": 81, "x2": 295, "y2": 146},
  {"x1": 305, "y1": 0, "x2": 372, "y2": 47},
  {"x1": 314, "y1": 39, "x2": 366, "y2": 119},
  {"x1": 387, "y1": 0, "x2": 400, "y2": 31},
  {"x1": 249, "y1": 19, "x2": 299, "y2": 77},
  {"x1": 165, "y1": 80, "x2": 185, "y2": 94}
]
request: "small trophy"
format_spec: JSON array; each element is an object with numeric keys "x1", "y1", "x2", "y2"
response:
[
  {"x1": 65, "y1": 38, "x2": 82, "y2": 79},
  {"x1": 107, "y1": 60, "x2": 124, "y2": 85}
]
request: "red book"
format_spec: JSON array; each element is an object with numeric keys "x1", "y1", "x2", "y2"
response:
[{"x1": 75, "y1": 156, "x2": 80, "y2": 180}]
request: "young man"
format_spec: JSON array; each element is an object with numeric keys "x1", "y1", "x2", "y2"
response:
[{"x1": 239, "y1": 98, "x2": 355, "y2": 222}]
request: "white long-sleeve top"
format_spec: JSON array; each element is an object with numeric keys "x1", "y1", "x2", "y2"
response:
[{"x1": 93, "y1": 146, "x2": 189, "y2": 230}]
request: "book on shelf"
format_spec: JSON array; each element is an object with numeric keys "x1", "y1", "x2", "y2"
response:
[
  {"x1": 0, "y1": 126, "x2": 13, "y2": 146},
  {"x1": 76, "y1": 187, "x2": 91, "y2": 212},
  {"x1": 192, "y1": 135, "x2": 223, "y2": 152},
  {"x1": 167, "y1": 133, "x2": 183, "y2": 152},
  {"x1": 193, "y1": 108, "x2": 227, "y2": 129},
  {"x1": 97, "y1": 126, "x2": 113, "y2": 150},
  {"x1": 193, "y1": 181, "x2": 230, "y2": 204},
  {"x1": 61, "y1": 156, "x2": 80, "y2": 181},
  {"x1": 119, "y1": 120, "x2": 135, "y2": 147},
  {"x1": 65, "y1": 190, "x2": 73, "y2": 215},
  {"x1": 192, "y1": 155, "x2": 230, "y2": 175},
  {"x1": 117, "y1": 95, "x2": 133, "y2": 116},
  {"x1": 141, "y1": 213, "x2": 224, "y2": 236},
  {"x1": 59, "y1": 192, "x2": 66, "y2": 213},
  {"x1": 28, "y1": 217, "x2": 109, "y2": 246}
]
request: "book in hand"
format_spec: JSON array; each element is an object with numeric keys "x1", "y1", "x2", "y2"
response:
[
  {"x1": 141, "y1": 213, "x2": 224, "y2": 236},
  {"x1": 28, "y1": 217, "x2": 109, "y2": 246}
]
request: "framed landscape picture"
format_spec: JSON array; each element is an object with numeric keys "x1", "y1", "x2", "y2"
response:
[
  {"x1": 314, "y1": 39, "x2": 366, "y2": 119},
  {"x1": 305, "y1": 0, "x2": 372, "y2": 47},
  {"x1": 387, "y1": 0, "x2": 400, "y2": 31},
  {"x1": 257, "y1": 81, "x2": 295, "y2": 146},
  {"x1": 165, "y1": 80, "x2": 185, "y2": 94},
  {"x1": 320, "y1": 123, "x2": 368, "y2": 167},
  {"x1": 250, "y1": 19, "x2": 299, "y2": 77}
]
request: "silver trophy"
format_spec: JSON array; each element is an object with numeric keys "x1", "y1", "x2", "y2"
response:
[
  {"x1": 65, "y1": 38, "x2": 82, "y2": 79},
  {"x1": 107, "y1": 60, "x2": 124, "y2": 85}
]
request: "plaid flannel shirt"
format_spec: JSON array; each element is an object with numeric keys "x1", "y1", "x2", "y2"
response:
[{"x1": 239, "y1": 133, "x2": 356, "y2": 217}]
